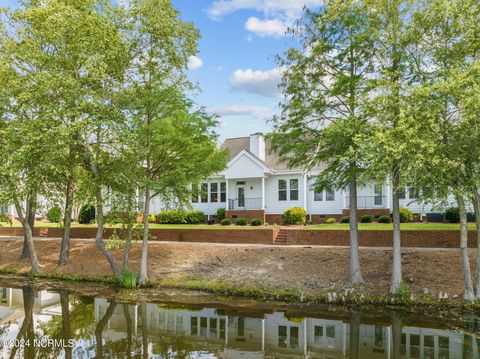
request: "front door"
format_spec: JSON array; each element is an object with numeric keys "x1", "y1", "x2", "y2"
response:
[{"x1": 237, "y1": 186, "x2": 245, "y2": 208}]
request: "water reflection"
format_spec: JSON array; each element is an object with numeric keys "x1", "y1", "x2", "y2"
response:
[{"x1": 0, "y1": 286, "x2": 478, "y2": 358}]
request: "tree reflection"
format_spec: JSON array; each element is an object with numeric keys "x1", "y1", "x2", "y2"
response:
[
  {"x1": 391, "y1": 311, "x2": 403, "y2": 359},
  {"x1": 9, "y1": 286, "x2": 36, "y2": 359},
  {"x1": 349, "y1": 312, "x2": 361, "y2": 359},
  {"x1": 95, "y1": 300, "x2": 117, "y2": 359}
]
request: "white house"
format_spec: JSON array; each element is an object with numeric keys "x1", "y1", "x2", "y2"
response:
[
  {"x1": 149, "y1": 132, "x2": 455, "y2": 223},
  {"x1": 1, "y1": 132, "x2": 459, "y2": 223}
]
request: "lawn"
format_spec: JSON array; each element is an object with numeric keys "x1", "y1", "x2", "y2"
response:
[
  {"x1": 0, "y1": 220, "x2": 279, "y2": 230},
  {"x1": 305, "y1": 223, "x2": 477, "y2": 230}
]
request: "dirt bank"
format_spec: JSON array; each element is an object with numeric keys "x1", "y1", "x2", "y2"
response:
[{"x1": 0, "y1": 238, "x2": 476, "y2": 301}]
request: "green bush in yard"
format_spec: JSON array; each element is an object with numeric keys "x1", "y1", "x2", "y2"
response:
[
  {"x1": 445, "y1": 207, "x2": 459, "y2": 223},
  {"x1": 325, "y1": 217, "x2": 336, "y2": 224},
  {"x1": 220, "y1": 218, "x2": 232, "y2": 226},
  {"x1": 185, "y1": 210, "x2": 205, "y2": 224},
  {"x1": 250, "y1": 218, "x2": 262, "y2": 226},
  {"x1": 157, "y1": 210, "x2": 205, "y2": 224},
  {"x1": 340, "y1": 216, "x2": 350, "y2": 223},
  {"x1": 149, "y1": 214, "x2": 156, "y2": 223},
  {"x1": 400, "y1": 207, "x2": 414, "y2": 223},
  {"x1": 283, "y1": 207, "x2": 306, "y2": 225},
  {"x1": 0, "y1": 213, "x2": 12, "y2": 226},
  {"x1": 378, "y1": 215, "x2": 392, "y2": 223},
  {"x1": 78, "y1": 204, "x2": 95, "y2": 224},
  {"x1": 216, "y1": 207, "x2": 226, "y2": 221},
  {"x1": 236, "y1": 217, "x2": 248, "y2": 226},
  {"x1": 46, "y1": 206, "x2": 62, "y2": 223},
  {"x1": 360, "y1": 215, "x2": 373, "y2": 223}
]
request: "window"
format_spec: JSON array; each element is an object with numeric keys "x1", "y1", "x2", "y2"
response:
[
  {"x1": 201, "y1": 183, "x2": 208, "y2": 203},
  {"x1": 278, "y1": 180, "x2": 287, "y2": 201},
  {"x1": 408, "y1": 187, "x2": 419, "y2": 199},
  {"x1": 439, "y1": 336, "x2": 449, "y2": 359},
  {"x1": 191, "y1": 317, "x2": 198, "y2": 335},
  {"x1": 192, "y1": 184, "x2": 199, "y2": 203},
  {"x1": 424, "y1": 335, "x2": 434, "y2": 359},
  {"x1": 410, "y1": 334, "x2": 420, "y2": 358},
  {"x1": 237, "y1": 317, "x2": 245, "y2": 337},
  {"x1": 314, "y1": 188, "x2": 323, "y2": 201},
  {"x1": 314, "y1": 325, "x2": 323, "y2": 345},
  {"x1": 326, "y1": 189, "x2": 335, "y2": 201},
  {"x1": 290, "y1": 327, "x2": 299, "y2": 349},
  {"x1": 210, "y1": 318, "x2": 217, "y2": 338},
  {"x1": 290, "y1": 179, "x2": 299, "y2": 200},
  {"x1": 398, "y1": 187, "x2": 406, "y2": 199},
  {"x1": 326, "y1": 325, "x2": 335, "y2": 347},
  {"x1": 220, "y1": 182, "x2": 226, "y2": 202},
  {"x1": 278, "y1": 325, "x2": 287, "y2": 348},
  {"x1": 374, "y1": 184, "x2": 383, "y2": 206},
  {"x1": 210, "y1": 183, "x2": 218, "y2": 203}
]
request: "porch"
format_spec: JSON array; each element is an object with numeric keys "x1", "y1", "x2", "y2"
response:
[{"x1": 225, "y1": 177, "x2": 266, "y2": 211}]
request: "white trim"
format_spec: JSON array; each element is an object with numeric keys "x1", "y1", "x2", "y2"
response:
[{"x1": 262, "y1": 176, "x2": 266, "y2": 210}]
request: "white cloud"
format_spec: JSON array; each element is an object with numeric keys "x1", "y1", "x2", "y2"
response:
[
  {"x1": 208, "y1": 104, "x2": 274, "y2": 119},
  {"x1": 245, "y1": 17, "x2": 287, "y2": 37},
  {"x1": 229, "y1": 67, "x2": 284, "y2": 98},
  {"x1": 188, "y1": 55, "x2": 203, "y2": 70},
  {"x1": 207, "y1": 0, "x2": 323, "y2": 19}
]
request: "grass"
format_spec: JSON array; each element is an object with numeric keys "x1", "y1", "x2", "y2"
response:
[
  {"x1": 0, "y1": 220, "x2": 279, "y2": 230},
  {"x1": 305, "y1": 222, "x2": 477, "y2": 230},
  {"x1": 1, "y1": 220, "x2": 476, "y2": 231}
]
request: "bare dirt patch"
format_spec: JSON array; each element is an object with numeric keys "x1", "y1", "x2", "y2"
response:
[{"x1": 0, "y1": 238, "x2": 474, "y2": 298}]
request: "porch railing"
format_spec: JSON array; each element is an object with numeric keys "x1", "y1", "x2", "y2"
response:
[
  {"x1": 345, "y1": 196, "x2": 388, "y2": 209},
  {"x1": 228, "y1": 198, "x2": 263, "y2": 210}
]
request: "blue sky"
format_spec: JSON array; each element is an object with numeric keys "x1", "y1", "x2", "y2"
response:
[{"x1": 5, "y1": 0, "x2": 322, "y2": 141}]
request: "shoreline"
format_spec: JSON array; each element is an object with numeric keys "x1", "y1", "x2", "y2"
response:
[{"x1": 0, "y1": 238, "x2": 478, "y2": 310}]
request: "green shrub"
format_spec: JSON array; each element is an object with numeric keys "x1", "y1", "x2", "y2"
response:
[
  {"x1": 378, "y1": 215, "x2": 392, "y2": 223},
  {"x1": 325, "y1": 217, "x2": 336, "y2": 224},
  {"x1": 250, "y1": 218, "x2": 262, "y2": 226},
  {"x1": 185, "y1": 210, "x2": 205, "y2": 224},
  {"x1": 283, "y1": 207, "x2": 307, "y2": 225},
  {"x1": 340, "y1": 216, "x2": 350, "y2": 223},
  {"x1": 445, "y1": 207, "x2": 459, "y2": 223},
  {"x1": 360, "y1": 215, "x2": 373, "y2": 223},
  {"x1": 122, "y1": 267, "x2": 138, "y2": 289},
  {"x1": 157, "y1": 210, "x2": 205, "y2": 224},
  {"x1": 78, "y1": 204, "x2": 96, "y2": 224},
  {"x1": 236, "y1": 218, "x2": 248, "y2": 226},
  {"x1": 220, "y1": 218, "x2": 232, "y2": 226},
  {"x1": 399, "y1": 207, "x2": 413, "y2": 223},
  {"x1": 46, "y1": 206, "x2": 62, "y2": 223},
  {"x1": 305, "y1": 219, "x2": 313, "y2": 225},
  {"x1": 149, "y1": 214, "x2": 156, "y2": 223},
  {"x1": 0, "y1": 213, "x2": 12, "y2": 226},
  {"x1": 216, "y1": 207, "x2": 226, "y2": 221}
]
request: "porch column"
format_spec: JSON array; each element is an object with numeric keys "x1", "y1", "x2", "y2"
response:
[
  {"x1": 303, "y1": 172, "x2": 308, "y2": 212},
  {"x1": 261, "y1": 177, "x2": 266, "y2": 210},
  {"x1": 225, "y1": 180, "x2": 229, "y2": 210}
]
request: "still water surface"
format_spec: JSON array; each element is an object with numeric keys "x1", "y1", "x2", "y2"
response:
[{"x1": 0, "y1": 284, "x2": 478, "y2": 358}]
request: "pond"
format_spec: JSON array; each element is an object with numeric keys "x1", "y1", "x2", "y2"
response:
[{"x1": 0, "y1": 280, "x2": 478, "y2": 358}]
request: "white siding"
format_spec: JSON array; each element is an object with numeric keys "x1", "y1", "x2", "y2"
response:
[
  {"x1": 307, "y1": 177, "x2": 344, "y2": 215},
  {"x1": 225, "y1": 154, "x2": 266, "y2": 179},
  {"x1": 265, "y1": 174, "x2": 305, "y2": 214}
]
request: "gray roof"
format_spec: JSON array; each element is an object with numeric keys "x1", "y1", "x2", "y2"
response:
[{"x1": 220, "y1": 136, "x2": 325, "y2": 172}]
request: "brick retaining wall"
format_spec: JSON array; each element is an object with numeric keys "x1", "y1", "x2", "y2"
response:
[
  {"x1": 284, "y1": 229, "x2": 477, "y2": 248},
  {"x1": 0, "y1": 226, "x2": 475, "y2": 248},
  {"x1": 226, "y1": 210, "x2": 265, "y2": 223}
]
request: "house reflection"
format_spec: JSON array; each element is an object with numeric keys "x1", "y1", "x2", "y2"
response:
[{"x1": 94, "y1": 298, "x2": 480, "y2": 359}]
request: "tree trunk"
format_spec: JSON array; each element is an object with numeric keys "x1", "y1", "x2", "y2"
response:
[
  {"x1": 94, "y1": 188, "x2": 121, "y2": 279},
  {"x1": 60, "y1": 291, "x2": 72, "y2": 359},
  {"x1": 390, "y1": 170, "x2": 402, "y2": 293},
  {"x1": 15, "y1": 201, "x2": 40, "y2": 274},
  {"x1": 349, "y1": 168, "x2": 363, "y2": 284},
  {"x1": 59, "y1": 178, "x2": 75, "y2": 265},
  {"x1": 21, "y1": 193, "x2": 36, "y2": 259},
  {"x1": 456, "y1": 193, "x2": 475, "y2": 301},
  {"x1": 95, "y1": 300, "x2": 117, "y2": 359},
  {"x1": 10, "y1": 286, "x2": 35, "y2": 359},
  {"x1": 471, "y1": 190, "x2": 480, "y2": 299},
  {"x1": 349, "y1": 312, "x2": 361, "y2": 359},
  {"x1": 138, "y1": 188, "x2": 150, "y2": 286},
  {"x1": 391, "y1": 311, "x2": 402, "y2": 359}
]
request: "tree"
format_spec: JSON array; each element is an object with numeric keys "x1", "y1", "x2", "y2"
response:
[
  {"x1": 270, "y1": 0, "x2": 375, "y2": 284},
  {"x1": 406, "y1": 0, "x2": 479, "y2": 300},
  {"x1": 360, "y1": 0, "x2": 418, "y2": 293},
  {"x1": 121, "y1": 0, "x2": 227, "y2": 286}
]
